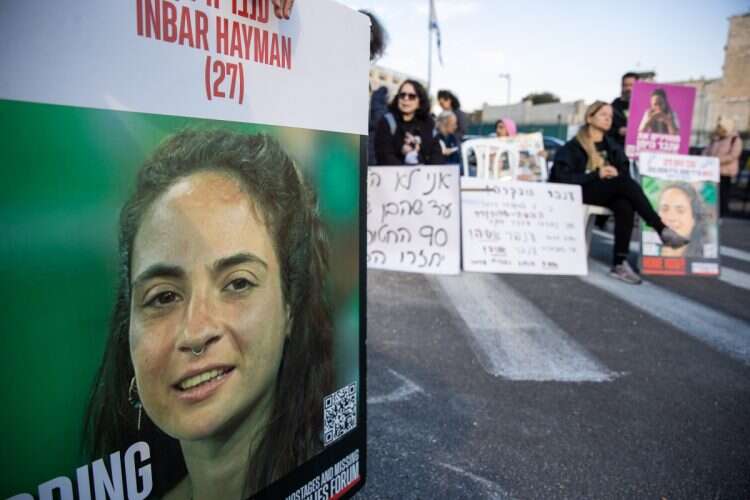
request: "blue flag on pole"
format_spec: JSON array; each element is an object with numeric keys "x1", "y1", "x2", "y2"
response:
[{"x1": 430, "y1": 0, "x2": 444, "y2": 66}]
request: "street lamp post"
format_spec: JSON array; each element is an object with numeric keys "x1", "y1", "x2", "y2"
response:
[{"x1": 498, "y1": 73, "x2": 511, "y2": 105}]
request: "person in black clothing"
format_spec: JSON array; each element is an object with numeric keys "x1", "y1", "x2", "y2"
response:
[
  {"x1": 374, "y1": 80, "x2": 444, "y2": 165},
  {"x1": 608, "y1": 72, "x2": 639, "y2": 148},
  {"x1": 361, "y1": 9, "x2": 390, "y2": 165},
  {"x1": 598, "y1": 72, "x2": 639, "y2": 229},
  {"x1": 551, "y1": 101, "x2": 689, "y2": 284}
]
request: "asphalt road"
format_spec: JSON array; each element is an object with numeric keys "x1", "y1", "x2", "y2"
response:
[{"x1": 357, "y1": 218, "x2": 750, "y2": 500}]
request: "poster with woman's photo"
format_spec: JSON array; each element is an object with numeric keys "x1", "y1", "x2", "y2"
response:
[
  {"x1": 639, "y1": 153, "x2": 720, "y2": 276},
  {"x1": 0, "y1": 2, "x2": 368, "y2": 500},
  {"x1": 625, "y1": 82, "x2": 696, "y2": 159},
  {"x1": 491, "y1": 132, "x2": 548, "y2": 181}
]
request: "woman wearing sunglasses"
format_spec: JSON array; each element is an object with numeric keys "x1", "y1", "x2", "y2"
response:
[{"x1": 374, "y1": 80, "x2": 444, "y2": 166}]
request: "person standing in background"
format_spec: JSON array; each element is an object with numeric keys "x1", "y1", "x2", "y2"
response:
[
  {"x1": 609, "y1": 72, "x2": 639, "y2": 148},
  {"x1": 437, "y1": 89, "x2": 468, "y2": 142},
  {"x1": 435, "y1": 110, "x2": 460, "y2": 165},
  {"x1": 362, "y1": 9, "x2": 389, "y2": 165},
  {"x1": 703, "y1": 117, "x2": 743, "y2": 218}
]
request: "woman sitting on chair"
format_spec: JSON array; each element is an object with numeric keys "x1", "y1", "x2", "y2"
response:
[{"x1": 550, "y1": 101, "x2": 689, "y2": 284}]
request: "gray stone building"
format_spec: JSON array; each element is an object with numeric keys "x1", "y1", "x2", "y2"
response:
[{"x1": 671, "y1": 13, "x2": 750, "y2": 146}]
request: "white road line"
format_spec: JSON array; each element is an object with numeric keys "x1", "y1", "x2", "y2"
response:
[
  {"x1": 581, "y1": 260, "x2": 750, "y2": 365},
  {"x1": 592, "y1": 229, "x2": 750, "y2": 291},
  {"x1": 719, "y1": 267, "x2": 750, "y2": 291},
  {"x1": 721, "y1": 245, "x2": 750, "y2": 263},
  {"x1": 431, "y1": 273, "x2": 618, "y2": 382},
  {"x1": 367, "y1": 369, "x2": 425, "y2": 405},
  {"x1": 437, "y1": 462, "x2": 515, "y2": 500}
]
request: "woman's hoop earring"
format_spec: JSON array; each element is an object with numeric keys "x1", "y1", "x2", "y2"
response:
[{"x1": 128, "y1": 377, "x2": 143, "y2": 432}]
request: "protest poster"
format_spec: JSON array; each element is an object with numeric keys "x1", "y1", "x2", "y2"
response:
[
  {"x1": 506, "y1": 132, "x2": 548, "y2": 181},
  {"x1": 466, "y1": 133, "x2": 546, "y2": 181},
  {"x1": 0, "y1": 2, "x2": 368, "y2": 499},
  {"x1": 625, "y1": 81, "x2": 696, "y2": 159},
  {"x1": 639, "y1": 153, "x2": 720, "y2": 276},
  {"x1": 367, "y1": 166, "x2": 461, "y2": 275},
  {"x1": 461, "y1": 179, "x2": 588, "y2": 275}
]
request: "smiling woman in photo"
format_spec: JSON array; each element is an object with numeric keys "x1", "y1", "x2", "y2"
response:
[
  {"x1": 657, "y1": 182, "x2": 710, "y2": 258},
  {"x1": 84, "y1": 129, "x2": 333, "y2": 500}
]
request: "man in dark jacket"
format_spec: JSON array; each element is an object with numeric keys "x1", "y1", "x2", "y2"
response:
[{"x1": 608, "y1": 72, "x2": 639, "y2": 148}]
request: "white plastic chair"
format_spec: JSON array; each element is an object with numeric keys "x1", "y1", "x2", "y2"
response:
[
  {"x1": 460, "y1": 138, "x2": 520, "y2": 180},
  {"x1": 583, "y1": 204, "x2": 613, "y2": 251}
]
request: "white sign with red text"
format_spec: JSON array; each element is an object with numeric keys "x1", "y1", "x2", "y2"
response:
[{"x1": 0, "y1": 1, "x2": 368, "y2": 134}]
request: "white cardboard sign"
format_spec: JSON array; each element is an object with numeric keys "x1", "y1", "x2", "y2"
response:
[
  {"x1": 367, "y1": 165, "x2": 461, "y2": 274},
  {"x1": 639, "y1": 152, "x2": 720, "y2": 183},
  {"x1": 461, "y1": 179, "x2": 587, "y2": 275}
]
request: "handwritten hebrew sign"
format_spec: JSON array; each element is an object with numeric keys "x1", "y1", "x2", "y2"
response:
[
  {"x1": 367, "y1": 165, "x2": 461, "y2": 274},
  {"x1": 461, "y1": 178, "x2": 587, "y2": 275}
]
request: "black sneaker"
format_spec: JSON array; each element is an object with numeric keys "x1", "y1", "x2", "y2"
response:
[{"x1": 659, "y1": 227, "x2": 689, "y2": 249}]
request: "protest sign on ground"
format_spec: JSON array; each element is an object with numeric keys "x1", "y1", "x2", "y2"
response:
[
  {"x1": 461, "y1": 179, "x2": 588, "y2": 275},
  {"x1": 639, "y1": 153, "x2": 720, "y2": 276},
  {"x1": 367, "y1": 165, "x2": 461, "y2": 274}
]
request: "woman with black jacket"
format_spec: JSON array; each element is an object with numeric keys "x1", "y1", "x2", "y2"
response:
[
  {"x1": 374, "y1": 80, "x2": 444, "y2": 166},
  {"x1": 551, "y1": 101, "x2": 689, "y2": 284}
]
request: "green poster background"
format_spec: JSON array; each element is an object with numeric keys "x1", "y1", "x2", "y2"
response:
[
  {"x1": 640, "y1": 175, "x2": 719, "y2": 265},
  {"x1": 0, "y1": 100, "x2": 360, "y2": 498},
  {"x1": 641, "y1": 176, "x2": 718, "y2": 234}
]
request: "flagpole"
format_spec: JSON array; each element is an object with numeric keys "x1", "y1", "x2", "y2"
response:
[{"x1": 427, "y1": 0, "x2": 433, "y2": 94}]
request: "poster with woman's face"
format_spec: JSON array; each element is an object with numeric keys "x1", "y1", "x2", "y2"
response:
[
  {"x1": 639, "y1": 153, "x2": 720, "y2": 276},
  {"x1": 494, "y1": 133, "x2": 547, "y2": 181},
  {"x1": 625, "y1": 82, "x2": 696, "y2": 159},
  {"x1": 1, "y1": 3, "x2": 368, "y2": 500}
]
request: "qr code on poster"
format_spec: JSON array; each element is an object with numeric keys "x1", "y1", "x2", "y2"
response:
[{"x1": 323, "y1": 382, "x2": 357, "y2": 446}]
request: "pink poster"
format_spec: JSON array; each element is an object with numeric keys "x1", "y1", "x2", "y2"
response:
[{"x1": 625, "y1": 81, "x2": 696, "y2": 159}]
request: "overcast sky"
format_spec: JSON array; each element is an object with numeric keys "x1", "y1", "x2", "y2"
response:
[{"x1": 338, "y1": 0, "x2": 749, "y2": 111}]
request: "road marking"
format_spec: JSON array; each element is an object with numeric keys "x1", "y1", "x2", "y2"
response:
[
  {"x1": 721, "y1": 245, "x2": 750, "y2": 263},
  {"x1": 592, "y1": 229, "x2": 750, "y2": 291},
  {"x1": 368, "y1": 369, "x2": 425, "y2": 405},
  {"x1": 437, "y1": 462, "x2": 515, "y2": 500},
  {"x1": 582, "y1": 260, "x2": 750, "y2": 365},
  {"x1": 719, "y1": 267, "x2": 750, "y2": 291},
  {"x1": 431, "y1": 273, "x2": 618, "y2": 382}
]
